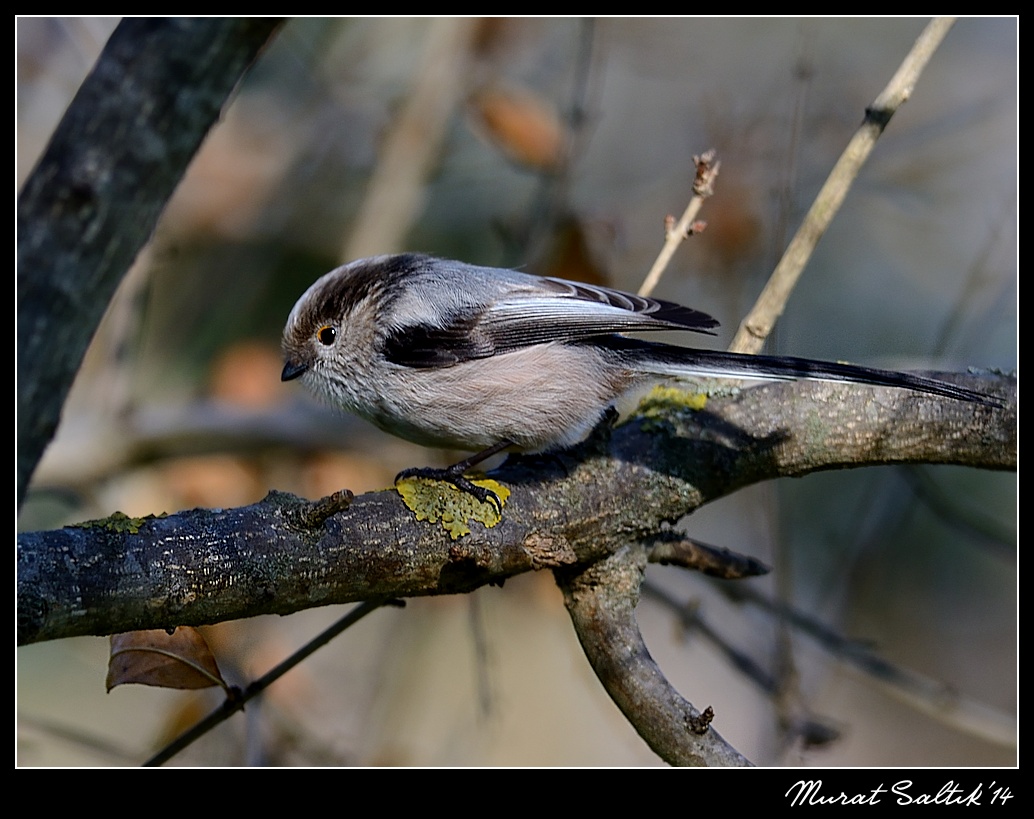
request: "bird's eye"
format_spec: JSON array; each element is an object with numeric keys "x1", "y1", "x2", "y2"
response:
[{"x1": 317, "y1": 325, "x2": 337, "y2": 346}]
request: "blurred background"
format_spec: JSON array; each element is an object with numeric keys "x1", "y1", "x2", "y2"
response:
[{"x1": 16, "y1": 17, "x2": 1015, "y2": 766}]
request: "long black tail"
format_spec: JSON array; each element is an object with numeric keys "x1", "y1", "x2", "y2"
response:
[{"x1": 600, "y1": 337, "x2": 1002, "y2": 408}]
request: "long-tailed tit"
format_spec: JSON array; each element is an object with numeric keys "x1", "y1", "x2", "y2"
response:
[{"x1": 282, "y1": 254, "x2": 999, "y2": 502}]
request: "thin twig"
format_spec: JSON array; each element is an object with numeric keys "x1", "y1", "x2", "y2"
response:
[
  {"x1": 645, "y1": 532, "x2": 770, "y2": 579},
  {"x1": 729, "y1": 17, "x2": 956, "y2": 354},
  {"x1": 143, "y1": 599, "x2": 400, "y2": 766},
  {"x1": 713, "y1": 582, "x2": 1016, "y2": 748},
  {"x1": 638, "y1": 150, "x2": 720, "y2": 297},
  {"x1": 643, "y1": 581, "x2": 844, "y2": 750}
]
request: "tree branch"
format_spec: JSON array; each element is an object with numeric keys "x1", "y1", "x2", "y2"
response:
[
  {"x1": 558, "y1": 544, "x2": 752, "y2": 766},
  {"x1": 729, "y1": 17, "x2": 956, "y2": 354},
  {"x1": 17, "y1": 17, "x2": 284, "y2": 508},
  {"x1": 18, "y1": 371, "x2": 1014, "y2": 646}
]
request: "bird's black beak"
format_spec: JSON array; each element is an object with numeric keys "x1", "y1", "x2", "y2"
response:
[{"x1": 281, "y1": 360, "x2": 308, "y2": 382}]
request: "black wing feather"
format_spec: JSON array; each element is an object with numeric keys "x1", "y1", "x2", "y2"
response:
[{"x1": 383, "y1": 277, "x2": 721, "y2": 368}]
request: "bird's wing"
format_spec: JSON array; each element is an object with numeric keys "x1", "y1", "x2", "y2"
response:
[{"x1": 384, "y1": 275, "x2": 719, "y2": 368}]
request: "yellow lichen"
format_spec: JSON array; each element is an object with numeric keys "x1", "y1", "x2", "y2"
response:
[
  {"x1": 396, "y1": 477, "x2": 510, "y2": 540},
  {"x1": 638, "y1": 384, "x2": 709, "y2": 414},
  {"x1": 70, "y1": 511, "x2": 167, "y2": 535}
]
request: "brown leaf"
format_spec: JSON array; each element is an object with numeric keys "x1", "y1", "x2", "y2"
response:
[
  {"x1": 107, "y1": 628, "x2": 228, "y2": 692},
  {"x1": 468, "y1": 85, "x2": 566, "y2": 171}
]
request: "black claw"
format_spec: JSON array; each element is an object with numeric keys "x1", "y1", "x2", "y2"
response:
[{"x1": 395, "y1": 466, "x2": 503, "y2": 513}]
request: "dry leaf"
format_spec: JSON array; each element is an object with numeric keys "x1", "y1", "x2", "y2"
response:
[
  {"x1": 107, "y1": 628, "x2": 228, "y2": 691},
  {"x1": 468, "y1": 85, "x2": 566, "y2": 171}
]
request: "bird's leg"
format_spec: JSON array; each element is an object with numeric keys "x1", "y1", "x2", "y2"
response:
[{"x1": 395, "y1": 439, "x2": 515, "y2": 511}]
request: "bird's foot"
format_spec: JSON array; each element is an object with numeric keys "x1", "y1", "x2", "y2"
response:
[{"x1": 395, "y1": 465, "x2": 503, "y2": 513}]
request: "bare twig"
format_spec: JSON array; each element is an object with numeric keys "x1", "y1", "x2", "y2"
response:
[
  {"x1": 144, "y1": 599, "x2": 400, "y2": 766},
  {"x1": 645, "y1": 532, "x2": 770, "y2": 579},
  {"x1": 642, "y1": 580, "x2": 843, "y2": 751},
  {"x1": 729, "y1": 17, "x2": 956, "y2": 354},
  {"x1": 713, "y1": 582, "x2": 1016, "y2": 748},
  {"x1": 638, "y1": 150, "x2": 720, "y2": 297}
]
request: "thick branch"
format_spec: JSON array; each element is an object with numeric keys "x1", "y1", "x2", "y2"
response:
[
  {"x1": 557, "y1": 545, "x2": 752, "y2": 766},
  {"x1": 16, "y1": 17, "x2": 284, "y2": 507},
  {"x1": 18, "y1": 372, "x2": 1014, "y2": 645}
]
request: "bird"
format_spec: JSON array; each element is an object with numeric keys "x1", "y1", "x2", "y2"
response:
[{"x1": 281, "y1": 253, "x2": 999, "y2": 505}]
